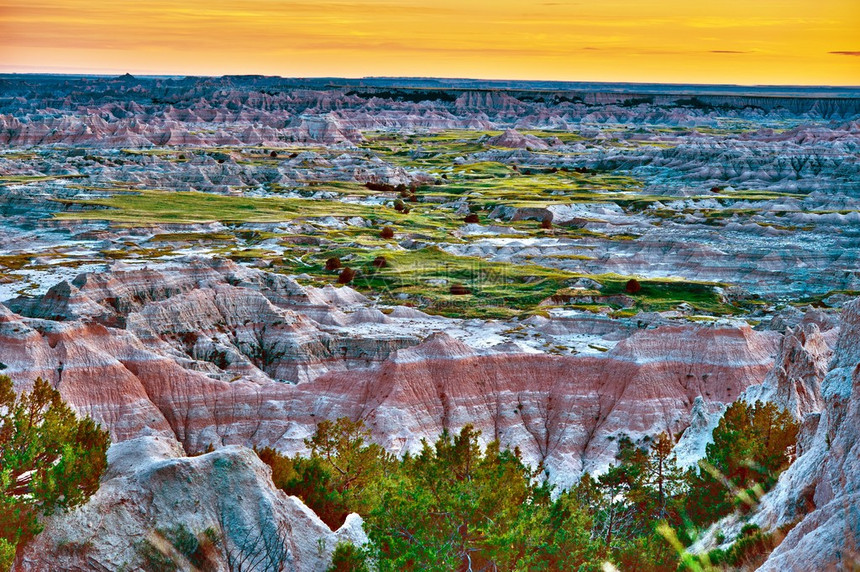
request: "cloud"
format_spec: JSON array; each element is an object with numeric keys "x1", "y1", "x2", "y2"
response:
[
  {"x1": 829, "y1": 51, "x2": 860, "y2": 56},
  {"x1": 710, "y1": 50, "x2": 749, "y2": 54}
]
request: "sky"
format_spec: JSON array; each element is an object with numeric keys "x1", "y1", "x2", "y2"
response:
[{"x1": 0, "y1": 0, "x2": 858, "y2": 85}]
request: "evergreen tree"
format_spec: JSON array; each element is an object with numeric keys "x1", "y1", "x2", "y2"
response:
[
  {"x1": 686, "y1": 401, "x2": 799, "y2": 525},
  {"x1": 0, "y1": 376, "x2": 110, "y2": 570},
  {"x1": 260, "y1": 407, "x2": 800, "y2": 571},
  {"x1": 257, "y1": 418, "x2": 387, "y2": 529},
  {"x1": 364, "y1": 425, "x2": 601, "y2": 571}
]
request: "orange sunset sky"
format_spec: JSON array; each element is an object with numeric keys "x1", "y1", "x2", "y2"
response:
[{"x1": 1, "y1": 0, "x2": 858, "y2": 85}]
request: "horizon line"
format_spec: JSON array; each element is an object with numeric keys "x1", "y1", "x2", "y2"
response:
[{"x1": 1, "y1": 71, "x2": 859, "y2": 91}]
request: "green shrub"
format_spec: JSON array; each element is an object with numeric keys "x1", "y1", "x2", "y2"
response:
[
  {"x1": 338, "y1": 268, "x2": 356, "y2": 284},
  {"x1": 0, "y1": 540, "x2": 15, "y2": 572},
  {"x1": 696, "y1": 525, "x2": 783, "y2": 570},
  {"x1": 258, "y1": 412, "x2": 800, "y2": 572},
  {"x1": 137, "y1": 524, "x2": 221, "y2": 572},
  {"x1": 364, "y1": 425, "x2": 601, "y2": 572},
  {"x1": 326, "y1": 542, "x2": 369, "y2": 572},
  {"x1": 165, "y1": 523, "x2": 199, "y2": 559},
  {"x1": 136, "y1": 538, "x2": 178, "y2": 572}
]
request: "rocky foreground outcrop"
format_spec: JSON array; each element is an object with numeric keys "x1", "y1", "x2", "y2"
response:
[
  {"x1": 752, "y1": 300, "x2": 860, "y2": 569},
  {"x1": 742, "y1": 309, "x2": 840, "y2": 419},
  {"x1": 16, "y1": 436, "x2": 365, "y2": 571},
  {"x1": 685, "y1": 300, "x2": 859, "y2": 569}
]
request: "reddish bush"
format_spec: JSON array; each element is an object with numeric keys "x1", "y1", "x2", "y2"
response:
[
  {"x1": 541, "y1": 218, "x2": 553, "y2": 229},
  {"x1": 325, "y1": 257, "x2": 342, "y2": 271},
  {"x1": 408, "y1": 194, "x2": 418, "y2": 203},
  {"x1": 269, "y1": 150, "x2": 278, "y2": 158},
  {"x1": 365, "y1": 182, "x2": 396, "y2": 193},
  {"x1": 464, "y1": 213, "x2": 479, "y2": 224},
  {"x1": 710, "y1": 186, "x2": 724, "y2": 193},
  {"x1": 449, "y1": 283, "x2": 471, "y2": 295},
  {"x1": 372, "y1": 256, "x2": 387, "y2": 268},
  {"x1": 337, "y1": 268, "x2": 356, "y2": 284},
  {"x1": 380, "y1": 227, "x2": 395, "y2": 239},
  {"x1": 625, "y1": 278, "x2": 642, "y2": 294},
  {"x1": 393, "y1": 199, "x2": 405, "y2": 212}
]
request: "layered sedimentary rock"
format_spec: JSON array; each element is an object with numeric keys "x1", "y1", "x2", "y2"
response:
[
  {"x1": 484, "y1": 129, "x2": 552, "y2": 150},
  {"x1": 1, "y1": 74, "x2": 857, "y2": 569},
  {"x1": 0, "y1": 260, "x2": 780, "y2": 483},
  {"x1": 299, "y1": 324, "x2": 778, "y2": 480}
]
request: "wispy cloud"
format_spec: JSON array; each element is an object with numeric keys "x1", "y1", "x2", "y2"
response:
[{"x1": 829, "y1": 51, "x2": 860, "y2": 56}]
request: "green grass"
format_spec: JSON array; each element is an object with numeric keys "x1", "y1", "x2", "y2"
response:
[
  {"x1": 423, "y1": 171, "x2": 646, "y2": 208},
  {"x1": 101, "y1": 246, "x2": 177, "y2": 260},
  {"x1": 0, "y1": 254, "x2": 35, "y2": 270},
  {"x1": 353, "y1": 131, "x2": 802, "y2": 215},
  {"x1": 55, "y1": 190, "x2": 403, "y2": 224},
  {"x1": 50, "y1": 186, "x2": 738, "y2": 318},
  {"x1": 715, "y1": 189, "x2": 806, "y2": 201},
  {"x1": 54, "y1": 189, "x2": 479, "y2": 242},
  {"x1": 282, "y1": 246, "x2": 734, "y2": 319},
  {"x1": 794, "y1": 289, "x2": 860, "y2": 307},
  {"x1": 601, "y1": 278, "x2": 732, "y2": 315}
]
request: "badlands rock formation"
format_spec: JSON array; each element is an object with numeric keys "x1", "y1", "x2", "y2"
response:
[
  {"x1": 1, "y1": 76, "x2": 857, "y2": 148},
  {"x1": 0, "y1": 259, "x2": 781, "y2": 481},
  {"x1": 17, "y1": 436, "x2": 366, "y2": 571},
  {"x1": 742, "y1": 310, "x2": 840, "y2": 419},
  {"x1": 484, "y1": 129, "x2": 552, "y2": 150},
  {"x1": 1, "y1": 75, "x2": 858, "y2": 569},
  {"x1": 0, "y1": 258, "x2": 787, "y2": 569},
  {"x1": 689, "y1": 300, "x2": 860, "y2": 570},
  {"x1": 1, "y1": 77, "x2": 858, "y2": 302}
]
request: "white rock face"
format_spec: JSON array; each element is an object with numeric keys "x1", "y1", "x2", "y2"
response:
[
  {"x1": 672, "y1": 396, "x2": 727, "y2": 468},
  {"x1": 15, "y1": 436, "x2": 366, "y2": 571},
  {"x1": 741, "y1": 314, "x2": 838, "y2": 419},
  {"x1": 736, "y1": 300, "x2": 860, "y2": 570}
]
